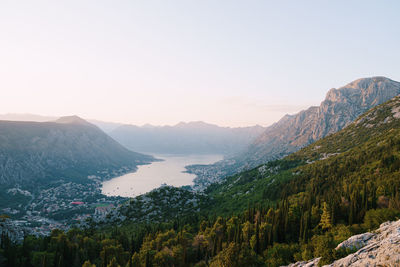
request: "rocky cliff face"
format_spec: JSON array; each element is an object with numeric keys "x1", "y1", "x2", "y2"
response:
[
  {"x1": 287, "y1": 219, "x2": 400, "y2": 266},
  {"x1": 190, "y1": 77, "x2": 400, "y2": 187},
  {"x1": 0, "y1": 116, "x2": 153, "y2": 185}
]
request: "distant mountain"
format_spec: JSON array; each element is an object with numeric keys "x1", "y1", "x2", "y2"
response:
[
  {"x1": 0, "y1": 113, "x2": 57, "y2": 122},
  {"x1": 189, "y1": 76, "x2": 400, "y2": 187},
  {"x1": 87, "y1": 119, "x2": 123, "y2": 133},
  {"x1": 109, "y1": 121, "x2": 266, "y2": 155},
  {"x1": 0, "y1": 113, "x2": 123, "y2": 133},
  {"x1": 0, "y1": 116, "x2": 153, "y2": 186}
]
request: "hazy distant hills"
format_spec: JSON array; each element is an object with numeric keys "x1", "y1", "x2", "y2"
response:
[
  {"x1": 0, "y1": 115, "x2": 264, "y2": 156},
  {"x1": 0, "y1": 113, "x2": 57, "y2": 122},
  {"x1": 0, "y1": 113, "x2": 123, "y2": 133},
  {"x1": 0, "y1": 116, "x2": 153, "y2": 185},
  {"x1": 109, "y1": 121, "x2": 266, "y2": 155},
  {"x1": 190, "y1": 76, "x2": 400, "y2": 186}
]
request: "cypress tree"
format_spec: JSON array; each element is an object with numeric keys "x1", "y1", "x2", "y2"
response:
[{"x1": 319, "y1": 202, "x2": 332, "y2": 230}]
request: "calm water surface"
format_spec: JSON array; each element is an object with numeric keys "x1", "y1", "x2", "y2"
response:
[{"x1": 101, "y1": 154, "x2": 222, "y2": 197}]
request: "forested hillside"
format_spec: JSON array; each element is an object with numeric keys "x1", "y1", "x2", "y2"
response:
[{"x1": 2, "y1": 96, "x2": 400, "y2": 266}]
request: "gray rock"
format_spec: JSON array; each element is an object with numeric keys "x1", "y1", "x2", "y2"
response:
[
  {"x1": 285, "y1": 258, "x2": 321, "y2": 267},
  {"x1": 336, "y1": 232, "x2": 374, "y2": 250},
  {"x1": 286, "y1": 219, "x2": 400, "y2": 267}
]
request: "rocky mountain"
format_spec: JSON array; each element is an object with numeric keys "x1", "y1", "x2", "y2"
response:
[
  {"x1": 248, "y1": 76, "x2": 400, "y2": 163},
  {"x1": 202, "y1": 93, "x2": 400, "y2": 213},
  {"x1": 109, "y1": 121, "x2": 265, "y2": 155},
  {"x1": 189, "y1": 77, "x2": 400, "y2": 187},
  {"x1": 287, "y1": 219, "x2": 400, "y2": 266},
  {"x1": 0, "y1": 116, "x2": 153, "y2": 186}
]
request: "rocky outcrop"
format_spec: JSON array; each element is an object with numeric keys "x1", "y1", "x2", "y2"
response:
[
  {"x1": 285, "y1": 258, "x2": 321, "y2": 267},
  {"x1": 286, "y1": 220, "x2": 400, "y2": 267},
  {"x1": 335, "y1": 232, "x2": 374, "y2": 250},
  {"x1": 190, "y1": 77, "x2": 400, "y2": 186},
  {"x1": 328, "y1": 220, "x2": 400, "y2": 266}
]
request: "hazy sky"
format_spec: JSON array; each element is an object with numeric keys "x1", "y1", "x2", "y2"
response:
[{"x1": 1, "y1": 1, "x2": 399, "y2": 127}]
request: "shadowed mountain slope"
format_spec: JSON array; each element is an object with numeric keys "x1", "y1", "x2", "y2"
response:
[{"x1": 0, "y1": 116, "x2": 153, "y2": 185}]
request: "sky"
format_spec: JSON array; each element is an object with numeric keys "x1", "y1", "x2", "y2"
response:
[{"x1": 1, "y1": 1, "x2": 399, "y2": 127}]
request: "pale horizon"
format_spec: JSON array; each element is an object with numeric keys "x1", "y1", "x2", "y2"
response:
[{"x1": 1, "y1": 1, "x2": 399, "y2": 127}]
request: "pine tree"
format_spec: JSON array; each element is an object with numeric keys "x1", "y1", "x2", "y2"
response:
[
  {"x1": 255, "y1": 221, "x2": 260, "y2": 254},
  {"x1": 82, "y1": 260, "x2": 96, "y2": 267},
  {"x1": 107, "y1": 257, "x2": 120, "y2": 267},
  {"x1": 131, "y1": 252, "x2": 140, "y2": 267},
  {"x1": 319, "y1": 202, "x2": 332, "y2": 230}
]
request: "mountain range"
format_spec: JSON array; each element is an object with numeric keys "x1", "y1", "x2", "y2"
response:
[
  {"x1": 189, "y1": 76, "x2": 400, "y2": 187},
  {"x1": 0, "y1": 114, "x2": 265, "y2": 156},
  {"x1": 109, "y1": 121, "x2": 265, "y2": 155}
]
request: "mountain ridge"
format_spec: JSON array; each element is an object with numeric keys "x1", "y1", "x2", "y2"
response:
[{"x1": 189, "y1": 76, "x2": 400, "y2": 188}]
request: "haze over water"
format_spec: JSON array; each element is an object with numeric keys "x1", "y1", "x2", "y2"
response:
[{"x1": 101, "y1": 154, "x2": 223, "y2": 197}]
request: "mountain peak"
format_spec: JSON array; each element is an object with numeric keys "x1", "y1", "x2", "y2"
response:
[
  {"x1": 324, "y1": 76, "x2": 400, "y2": 104},
  {"x1": 55, "y1": 115, "x2": 92, "y2": 126},
  {"x1": 345, "y1": 76, "x2": 394, "y2": 89}
]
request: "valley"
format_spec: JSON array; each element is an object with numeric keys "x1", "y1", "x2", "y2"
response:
[
  {"x1": 2, "y1": 77, "x2": 400, "y2": 266},
  {"x1": 2, "y1": 2, "x2": 400, "y2": 265}
]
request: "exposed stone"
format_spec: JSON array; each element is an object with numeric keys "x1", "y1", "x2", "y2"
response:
[
  {"x1": 335, "y1": 232, "x2": 374, "y2": 250},
  {"x1": 285, "y1": 258, "x2": 321, "y2": 267},
  {"x1": 326, "y1": 220, "x2": 400, "y2": 267},
  {"x1": 285, "y1": 219, "x2": 400, "y2": 267}
]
